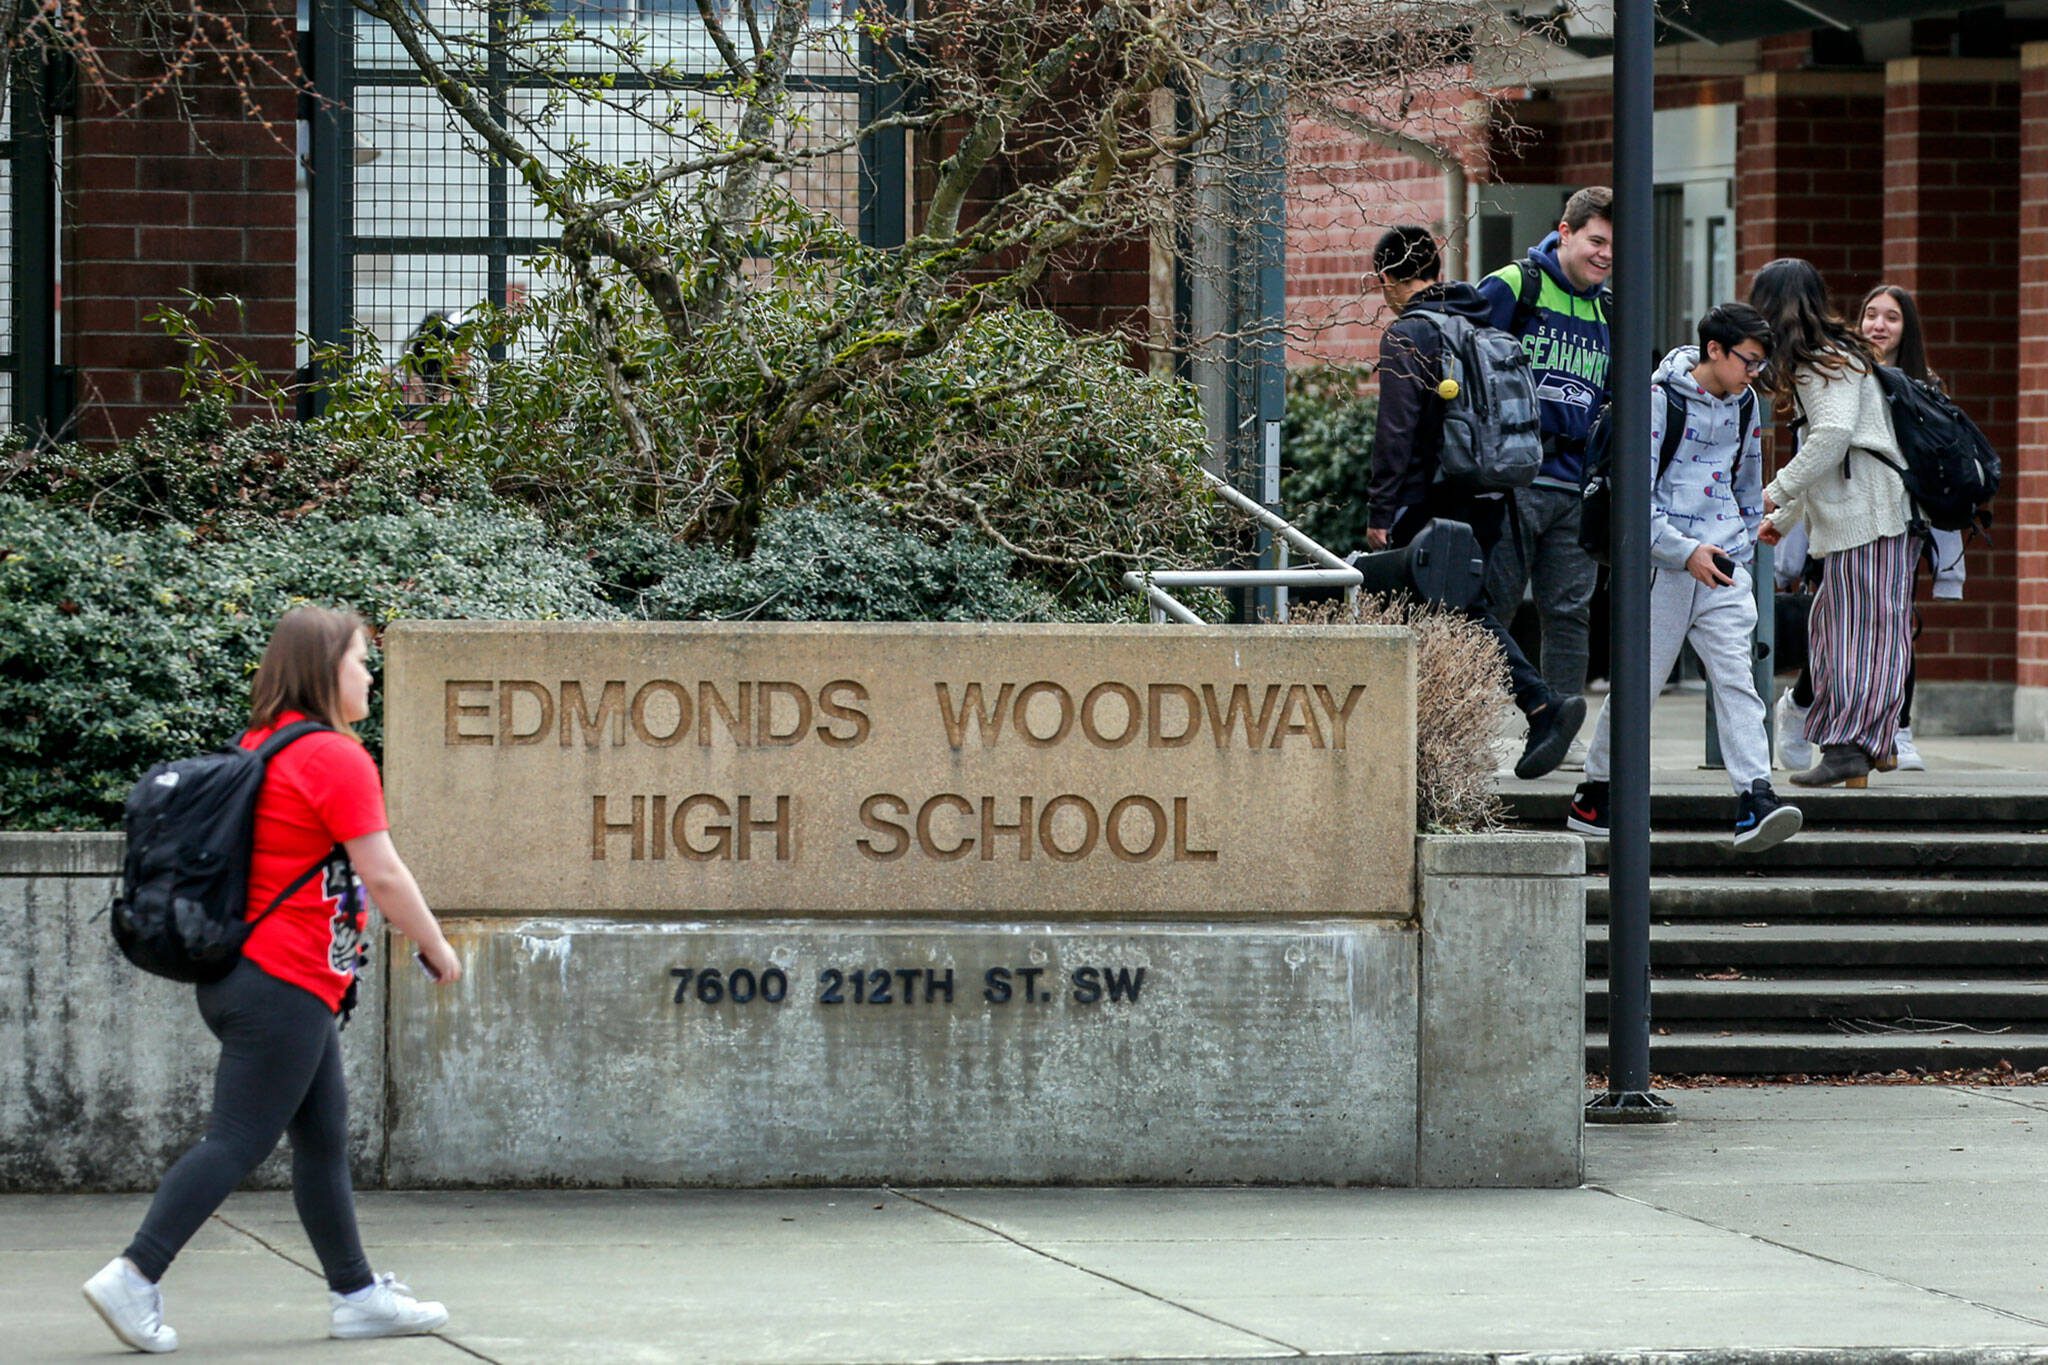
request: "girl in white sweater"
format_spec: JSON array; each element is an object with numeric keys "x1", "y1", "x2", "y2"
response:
[{"x1": 1752, "y1": 258, "x2": 1914, "y2": 788}]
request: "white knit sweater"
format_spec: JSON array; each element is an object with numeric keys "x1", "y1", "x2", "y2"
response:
[{"x1": 1764, "y1": 357, "x2": 1910, "y2": 557}]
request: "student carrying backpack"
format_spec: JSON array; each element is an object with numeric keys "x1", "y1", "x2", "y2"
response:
[
  {"x1": 85, "y1": 607, "x2": 460, "y2": 1354},
  {"x1": 1402, "y1": 305, "x2": 1544, "y2": 492},
  {"x1": 111, "y1": 721, "x2": 333, "y2": 983},
  {"x1": 1865, "y1": 365, "x2": 1999, "y2": 535},
  {"x1": 1578, "y1": 383, "x2": 1757, "y2": 565}
]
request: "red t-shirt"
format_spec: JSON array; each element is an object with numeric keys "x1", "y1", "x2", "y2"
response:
[{"x1": 238, "y1": 711, "x2": 388, "y2": 1010}]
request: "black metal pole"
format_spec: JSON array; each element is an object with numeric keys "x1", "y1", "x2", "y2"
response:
[
  {"x1": 1586, "y1": 0, "x2": 1672, "y2": 1124},
  {"x1": 305, "y1": 0, "x2": 351, "y2": 417},
  {"x1": 10, "y1": 49, "x2": 57, "y2": 443}
]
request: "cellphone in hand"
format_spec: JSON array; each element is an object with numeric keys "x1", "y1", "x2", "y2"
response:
[
  {"x1": 1711, "y1": 551, "x2": 1736, "y2": 579},
  {"x1": 414, "y1": 949, "x2": 443, "y2": 982}
]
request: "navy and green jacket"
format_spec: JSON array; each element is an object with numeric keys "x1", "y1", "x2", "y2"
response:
[{"x1": 1476, "y1": 232, "x2": 1611, "y2": 487}]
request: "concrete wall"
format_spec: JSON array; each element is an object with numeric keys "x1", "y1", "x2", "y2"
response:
[
  {"x1": 1, "y1": 830, "x2": 1583, "y2": 1190},
  {"x1": 0, "y1": 834, "x2": 385, "y2": 1192}
]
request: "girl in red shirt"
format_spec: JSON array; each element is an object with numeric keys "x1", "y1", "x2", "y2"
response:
[{"x1": 85, "y1": 607, "x2": 463, "y2": 1353}]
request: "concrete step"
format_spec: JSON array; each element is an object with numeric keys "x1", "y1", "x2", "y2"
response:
[
  {"x1": 1585, "y1": 1028, "x2": 2048, "y2": 1075},
  {"x1": 1579, "y1": 830, "x2": 2048, "y2": 874},
  {"x1": 1586, "y1": 976, "x2": 2048, "y2": 1021},
  {"x1": 1507, "y1": 787, "x2": 2048, "y2": 828},
  {"x1": 1585, "y1": 876, "x2": 2048, "y2": 921},
  {"x1": 1586, "y1": 922, "x2": 2048, "y2": 969}
]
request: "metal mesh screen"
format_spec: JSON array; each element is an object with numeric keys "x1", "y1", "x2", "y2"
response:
[{"x1": 338, "y1": 5, "x2": 870, "y2": 360}]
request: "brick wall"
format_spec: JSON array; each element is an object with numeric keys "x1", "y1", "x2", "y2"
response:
[
  {"x1": 2017, "y1": 45, "x2": 2048, "y2": 730},
  {"x1": 1287, "y1": 115, "x2": 1460, "y2": 368},
  {"x1": 64, "y1": 1, "x2": 301, "y2": 441},
  {"x1": 1884, "y1": 58, "x2": 2022, "y2": 689},
  {"x1": 1735, "y1": 73, "x2": 1887, "y2": 306}
]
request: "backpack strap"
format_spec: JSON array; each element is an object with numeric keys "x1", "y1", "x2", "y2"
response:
[
  {"x1": 1510, "y1": 259, "x2": 1542, "y2": 335},
  {"x1": 1655, "y1": 383, "x2": 1687, "y2": 481},
  {"x1": 250, "y1": 718, "x2": 332, "y2": 763},
  {"x1": 248, "y1": 847, "x2": 337, "y2": 931},
  {"x1": 1734, "y1": 388, "x2": 1757, "y2": 483}
]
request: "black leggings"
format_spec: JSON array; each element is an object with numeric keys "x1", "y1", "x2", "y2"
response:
[{"x1": 123, "y1": 959, "x2": 373, "y2": 1294}]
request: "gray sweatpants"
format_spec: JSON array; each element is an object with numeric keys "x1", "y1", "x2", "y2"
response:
[
  {"x1": 1585, "y1": 565, "x2": 1769, "y2": 793},
  {"x1": 1484, "y1": 483, "x2": 1598, "y2": 699}
]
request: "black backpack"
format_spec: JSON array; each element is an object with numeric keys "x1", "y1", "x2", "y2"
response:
[
  {"x1": 1579, "y1": 382, "x2": 1756, "y2": 566},
  {"x1": 110, "y1": 720, "x2": 332, "y2": 983},
  {"x1": 1865, "y1": 366, "x2": 1999, "y2": 534}
]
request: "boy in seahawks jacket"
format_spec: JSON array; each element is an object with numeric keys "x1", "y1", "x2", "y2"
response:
[{"x1": 1567, "y1": 302, "x2": 1803, "y2": 852}]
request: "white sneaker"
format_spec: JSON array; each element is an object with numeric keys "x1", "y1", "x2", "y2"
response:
[
  {"x1": 1559, "y1": 737, "x2": 1589, "y2": 772},
  {"x1": 83, "y1": 1257, "x2": 178, "y2": 1354},
  {"x1": 1894, "y1": 726, "x2": 1926, "y2": 771},
  {"x1": 329, "y1": 1272, "x2": 449, "y2": 1340},
  {"x1": 1774, "y1": 690, "x2": 1815, "y2": 771}
]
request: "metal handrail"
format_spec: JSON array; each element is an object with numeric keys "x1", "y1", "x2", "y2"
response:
[{"x1": 1124, "y1": 470, "x2": 1361, "y2": 624}]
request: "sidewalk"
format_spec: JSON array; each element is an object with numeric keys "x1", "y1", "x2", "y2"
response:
[
  {"x1": 6, "y1": 1087, "x2": 2048, "y2": 1362},
  {"x1": 1514, "y1": 681, "x2": 2048, "y2": 793}
]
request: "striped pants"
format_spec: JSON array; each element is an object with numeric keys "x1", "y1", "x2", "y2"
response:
[{"x1": 1806, "y1": 531, "x2": 1916, "y2": 760}]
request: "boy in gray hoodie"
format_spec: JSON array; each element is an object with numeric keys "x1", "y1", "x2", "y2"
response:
[{"x1": 1567, "y1": 303, "x2": 1802, "y2": 852}]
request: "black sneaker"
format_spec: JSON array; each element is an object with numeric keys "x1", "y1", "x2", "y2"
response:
[
  {"x1": 1565, "y1": 780, "x2": 1610, "y2": 836},
  {"x1": 1516, "y1": 694, "x2": 1587, "y2": 780},
  {"x1": 1733, "y1": 779, "x2": 1802, "y2": 853}
]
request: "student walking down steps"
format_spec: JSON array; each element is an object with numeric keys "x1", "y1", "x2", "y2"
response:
[{"x1": 1567, "y1": 303, "x2": 1803, "y2": 853}]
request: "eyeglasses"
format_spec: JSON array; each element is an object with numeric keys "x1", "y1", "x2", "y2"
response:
[{"x1": 1734, "y1": 353, "x2": 1769, "y2": 375}]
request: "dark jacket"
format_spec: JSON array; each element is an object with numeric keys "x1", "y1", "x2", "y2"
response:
[{"x1": 1368, "y1": 281, "x2": 1494, "y2": 535}]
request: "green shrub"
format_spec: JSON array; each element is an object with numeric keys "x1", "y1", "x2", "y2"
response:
[
  {"x1": 626, "y1": 501, "x2": 1072, "y2": 623},
  {"x1": 0, "y1": 497, "x2": 610, "y2": 830},
  {"x1": 8, "y1": 396, "x2": 495, "y2": 534},
  {"x1": 1282, "y1": 365, "x2": 1376, "y2": 556}
]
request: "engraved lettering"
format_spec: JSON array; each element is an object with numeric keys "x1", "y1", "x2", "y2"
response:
[
  {"x1": 498, "y1": 680, "x2": 554, "y2": 746},
  {"x1": 1080, "y1": 682, "x2": 1141, "y2": 749},
  {"x1": 756, "y1": 681, "x2": 812, "y2": 746},
  {"x1": 444, "y1": 680, "x2": 494, "y2": 746},
  {"x1": 1314, "y1": 684, "x2": 1368, "y2": 750},
  {"x1": 978, "y1": 795, "x2": 1034, "y2": 861},
  {"x1": 816, "y1": 679, "x2": 872, "y2": 747},
  {"x1": 916, "y1": 793, "x2": 975, "y2": 861},
  {"x1": 560, "y1": 680, "x2": 627, "y2": 747},
  {"x1": 591, "y1": 794, "x2": 645, "y2": 861},
  {"x1": 1173, "y1": 796, "x2": 1219, "y2": 863},
  {"x1": 1038, "y1": 793, "x2": 1099, "y2": 862},
  {"x1": 856, "y1": 794, "x2": 909, "y2": 861},
  {"x1": 1146, "y1": 683, "x2": 1200, "y2": 748},
  {"x1": 1015, "y1": 681, "x2": 1075, "y2": 748},
  {"x1": 673, "y1": 794, "x2": 732, "y2": 861},
  {"x1": 629, "y1": 681, "x2": 691, "y2": 747},
  {"x1": 735, "y1": 794, "x2": 792, "y2": 862},
  {"x1": 1267, "y1": 683, "x2": 1325, "y2": 749},
  {"x1": 1106, "y1": 794, "x2": 1167, "y2": 862},
  {"x1": 1201, "y1": 683, "x2": 1281, "y2": 748},
  {"x1": 697, "y1": 681, "x2": 751, "y2": 747},
  {"x1": 935, "y1": 682, "x2": 1012, "y2": 748}
]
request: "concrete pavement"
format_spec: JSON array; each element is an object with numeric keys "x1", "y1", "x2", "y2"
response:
[{"x1": 6, "y1": 1086, "x2": 2048, "y2": 1361}]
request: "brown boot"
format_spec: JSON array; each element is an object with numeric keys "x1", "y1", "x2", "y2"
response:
[{"x1": 1792, "y1": 743, "x2": 1872, "y2": 789}]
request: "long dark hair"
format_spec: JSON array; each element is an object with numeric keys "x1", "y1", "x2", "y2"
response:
[
  {"x1": 1748, "y1": 258, "x2": 1875, "y2": 404},
  {"x1": 250, "y1": 606, "x2": 366, "y2": 735},
  {"x1": 1859, "y1": 283, "x2": 1941, "y2": 388}
]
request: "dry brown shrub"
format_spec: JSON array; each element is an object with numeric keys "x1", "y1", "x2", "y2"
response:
[{"x1": 1290, "y1": 593, "x2": 1509, "y2": 834}]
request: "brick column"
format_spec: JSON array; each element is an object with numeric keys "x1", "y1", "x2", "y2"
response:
[
  {"x1": 2017, "y1": 46, "x2": 2048, "y2": 738},
  {"x1": 1735, "y1": 72, "x2": 1887, "y2": 308},
  {"x1": 64, "y1": 3, "x2": 300, "y2": 441},
  {"x1": 1885, "y1": 58, "x2": 2021, "y2": 732}
]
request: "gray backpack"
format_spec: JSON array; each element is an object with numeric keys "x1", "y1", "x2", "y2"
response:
[{"x1": 1408, "y1": 310, "x2": 1544, "y2": 491}]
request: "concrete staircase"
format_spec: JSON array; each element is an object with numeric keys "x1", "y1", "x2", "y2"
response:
[{"x1": 1505, "y1": 787, "x2": 2048, "y2": 1075}]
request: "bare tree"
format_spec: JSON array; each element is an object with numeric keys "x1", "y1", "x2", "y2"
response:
[{"x1": 331, "y1": 0, "x2": 1544, "y2": 553}]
